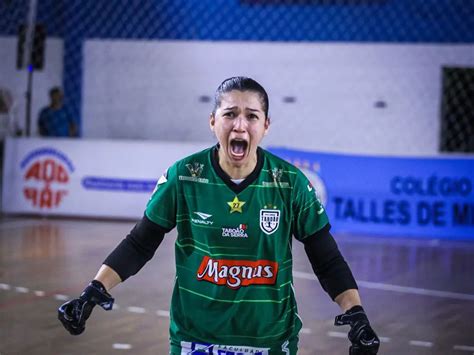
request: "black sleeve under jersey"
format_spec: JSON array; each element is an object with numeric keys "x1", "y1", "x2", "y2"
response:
[
  {"x1": 103, "y1": 215, "x2": 169, "y2": 281},
  {"x1": 303, "y1": 224, "x2": 358, "y2": 300}
]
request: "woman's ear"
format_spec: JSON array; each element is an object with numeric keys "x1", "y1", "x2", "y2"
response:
[
  {"x1": 209, "y1": 113, "x2": 215, "y2": 132},
  {"x1": 264, "y1": 116, "x2": 270, "y2": 135}
]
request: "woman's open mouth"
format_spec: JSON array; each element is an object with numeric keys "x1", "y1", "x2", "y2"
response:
[{"x1": 229, "y1": 139, "x2": 248, "y2": 160}]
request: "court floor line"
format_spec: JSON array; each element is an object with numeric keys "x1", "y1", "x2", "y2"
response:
[
  {"x1": 0, "y1": 286, "x2": 78, "y2": 309},
  {"x1": 292, "y1": 271, "x2": 474, "y2": 301},
  {"x1": 0, "y1": 220, "x2": 49, "y2": 230},
  {"x1": 112, "y1": 343, "x2": 132, "y2": 350},
  {"x1": 453, "y1": 344, "x2": 474, "y2": 352}
]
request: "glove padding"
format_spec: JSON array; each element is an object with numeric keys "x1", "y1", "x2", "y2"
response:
[
  {"x1": 58, "y1": 280, "x2": 114, "y2": 335},
  {"x1": 335, "y1": 305, "x2": 380, "y2": 355}
]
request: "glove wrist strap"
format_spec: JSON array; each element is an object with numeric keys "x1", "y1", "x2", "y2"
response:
[
  {"x1": 335, "y1": 305, "x2": 367, "y2": 326},
  {"x1": 80, "y1": 280, "x2": 115, "y2": 310}
]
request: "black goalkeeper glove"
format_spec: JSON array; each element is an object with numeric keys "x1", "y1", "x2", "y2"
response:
[
  {"x1": 57, "y1": 280, "x2": 114, "y2": 335},
  {"x1": 335, "y1": 305, "x2": 380, "y2": 355}
]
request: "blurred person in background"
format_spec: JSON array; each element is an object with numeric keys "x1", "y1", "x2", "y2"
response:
[
  {"x1": 38, "y1": 86, "x2": 77, "y2": 137},
  {"x1": 0, "y1": 86, "x2": 22, "y2": 138},
  {"x1": 58, "y1": 77, "x2": 379, "y2": 355},
  {"x1": 0, "y1": 86, "x2": 23, "y2": 167}
]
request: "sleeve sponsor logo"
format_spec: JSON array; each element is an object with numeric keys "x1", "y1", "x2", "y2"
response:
[
  {"x1": 157, "y1": 168, "x2": 168, "y2": 185},
  {"x1": 300, "y1": 167, "x2": 327, "y2": 206},
  {"x1": 196, "y1": 256, "x2": 278, "y2": 289},
  {"x1": 149, "y1": 171, "x2": 167, "y2": 199}
]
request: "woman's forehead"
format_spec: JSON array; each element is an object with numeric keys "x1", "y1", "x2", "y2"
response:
[{"x1": 218, "y1": 90, "x2": 264, "y2": 111}]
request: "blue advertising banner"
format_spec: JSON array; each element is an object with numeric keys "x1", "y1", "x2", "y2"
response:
[{"x1": 268, "y1": 147, "x2": 474, "y2": 240}]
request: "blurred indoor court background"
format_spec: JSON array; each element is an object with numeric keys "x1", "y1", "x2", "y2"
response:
[{"x1": 0, "y1": 1, "x2": 473, "y2": 354}]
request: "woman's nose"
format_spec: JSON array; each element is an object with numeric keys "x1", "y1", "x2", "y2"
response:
[{"x1": 233, "y1": 116, "x2": 246, "y2": 131}]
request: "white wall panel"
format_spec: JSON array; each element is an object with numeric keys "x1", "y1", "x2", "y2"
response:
[{"x1": 82, "y1": 40, "x2": 474, "y2": 156}]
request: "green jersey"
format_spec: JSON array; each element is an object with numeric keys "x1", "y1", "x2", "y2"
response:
[{"x1": 146, "y1": 146, "x2": 329, "y2": 354}]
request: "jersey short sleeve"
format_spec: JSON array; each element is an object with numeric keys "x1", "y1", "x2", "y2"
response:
[
  {"x1": 292, "y1": 169, "x2": 329, "y2": 241},
  {"x1": 145, "y1": 163, "x2": 178, "y2": 230}
]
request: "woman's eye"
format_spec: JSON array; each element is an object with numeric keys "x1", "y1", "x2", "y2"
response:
[
  {"x1": 248, "y1": 114, "x2": 258, "y2": 120},
  {"x1": 223, "y1": 112, "x2": 235, "y2": 118}
]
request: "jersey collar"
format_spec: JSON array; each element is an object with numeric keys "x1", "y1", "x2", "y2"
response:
[{"x1": 210, "y1": 144, "x2": 264, "y2": 194}]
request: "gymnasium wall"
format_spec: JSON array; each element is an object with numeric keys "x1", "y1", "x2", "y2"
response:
[
  {"x1": 1, "y1": 0, "x2": 473, "y2": 155},
  {"x1": 82, "y1": 40, "x2": 473, "y2": 155}
]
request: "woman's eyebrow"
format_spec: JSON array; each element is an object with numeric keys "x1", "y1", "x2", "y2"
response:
[
  {"x1": 222, "y1": 106, "x2": 237, "y2": 111},
  {"x1": 246, "y1": 107, "x2": 262, "y2": 113}
]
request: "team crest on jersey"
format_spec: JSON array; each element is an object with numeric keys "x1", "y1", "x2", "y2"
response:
[
  {"x1": 186, "y1": 162, "x2": 204, "y2": 177},
  {"x1": 259, "y1": 209, "x2": 280, "y2": 235}
]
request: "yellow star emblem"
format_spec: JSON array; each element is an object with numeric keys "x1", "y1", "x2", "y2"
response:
[{"x1": 227, "y1": 196, "x2": 245, "y2": 213}]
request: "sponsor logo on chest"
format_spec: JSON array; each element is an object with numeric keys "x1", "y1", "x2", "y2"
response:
[
  {"x1": 192, "y1": 211, "x2": 213, "y2": 225},
  {"x1": 197, "y1": 256, "x2": 278, "y2": 289},
  {"x1": 222, "y1": 224, "x2": 248, "y2": 238}
]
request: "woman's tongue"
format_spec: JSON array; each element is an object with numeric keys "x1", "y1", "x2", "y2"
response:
[{"x1": 230, "y1": 140, "x2": 246, "y2": 159}]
